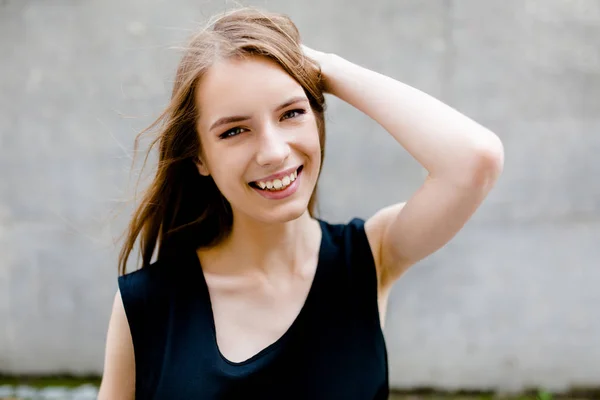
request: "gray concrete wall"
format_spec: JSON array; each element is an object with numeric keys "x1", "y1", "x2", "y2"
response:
[{"x1": 1, "y1": 0, "x2": 599, "y2": 392}]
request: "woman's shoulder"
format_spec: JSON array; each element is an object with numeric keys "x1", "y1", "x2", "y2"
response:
[
  {"x1": 117, "y1": 256, "x2": 181, "y2": 309},
  {"x1": 318, "y1": 217, "x2": 368, "y2": 244},
  {"x1": 118, "y1": 258, "x2": 166, "y2": 287},
  {"x1": 318, "y1": 217, "x2": 374, "y2": 264},
  {"x1": 318, "y1": 217, "x2": 379, "y2": 296}
]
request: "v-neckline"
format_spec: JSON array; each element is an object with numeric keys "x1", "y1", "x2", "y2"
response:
[{"x1": 191, "y1": 219, "x2": 327, "y2": 367}]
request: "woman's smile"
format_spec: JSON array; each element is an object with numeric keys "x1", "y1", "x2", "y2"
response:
[{"x1": 249, "y1": 165, "x2": 303, "y2": 200}]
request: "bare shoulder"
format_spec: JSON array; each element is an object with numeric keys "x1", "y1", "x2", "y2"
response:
[
  {"x1": 98, "y1": 290, "x2": 135, "y2": 400},
  {"x1": 364, "y1": 202, "x2": 408, "y2": 288}
]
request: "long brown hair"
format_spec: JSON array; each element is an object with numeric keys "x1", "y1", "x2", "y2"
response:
[{"x1": 118, "y1": 8, "x2": 327, "y2": 275}]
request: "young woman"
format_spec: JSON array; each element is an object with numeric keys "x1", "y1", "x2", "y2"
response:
[{"x1": 99, "y1": 8, "x2": 504, "y2": 400}]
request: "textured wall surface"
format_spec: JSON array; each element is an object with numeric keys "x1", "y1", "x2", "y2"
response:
[{"x1": 1, "y1": 0, "x2": 599, "y2": 391}]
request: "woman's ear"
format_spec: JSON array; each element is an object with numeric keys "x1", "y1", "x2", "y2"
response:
[{"x1": 195, "y1": 156, "x2": 210, "y2": 176}]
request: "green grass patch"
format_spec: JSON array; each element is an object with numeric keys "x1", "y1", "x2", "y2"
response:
[{"x1": 0, "y1": 375, "x2": 100, "y2": 389}]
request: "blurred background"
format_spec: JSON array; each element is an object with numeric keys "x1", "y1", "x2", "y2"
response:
[{"x1": 1, "y1": 0, "x2": 599, "y2": 399}]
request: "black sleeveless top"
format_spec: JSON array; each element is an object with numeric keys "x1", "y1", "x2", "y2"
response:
[{"x1": 119, "y1": 218, "x2": 389, "y2": 399}]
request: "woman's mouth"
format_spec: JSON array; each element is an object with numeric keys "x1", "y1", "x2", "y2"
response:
[
  {"x1": 248, "y1": 166, "x2": 303, "y2": 200},
  {"x1": 249, "y1": 166, "x2": 303, "y2": 192}
]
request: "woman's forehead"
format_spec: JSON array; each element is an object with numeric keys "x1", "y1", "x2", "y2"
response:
[{"x1": 195, "y1": 56, "x2": 306, "y2": 127}]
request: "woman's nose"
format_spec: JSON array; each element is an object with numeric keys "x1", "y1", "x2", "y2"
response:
[{"x1": 255, "y1": 126, "x2": 290, "y2": 167}]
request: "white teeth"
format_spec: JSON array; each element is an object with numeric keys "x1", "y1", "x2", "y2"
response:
[{"x1": 254, "y1": 168, "x2": 300, "y2": 191}]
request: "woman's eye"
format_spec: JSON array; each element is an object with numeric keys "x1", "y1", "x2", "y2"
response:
[
  {"x1": 219, "y1": 127, "x2": 246, "y2": 139},
  {"x1": 281, "y1": 109, "x2": 306, "y2": 120}
]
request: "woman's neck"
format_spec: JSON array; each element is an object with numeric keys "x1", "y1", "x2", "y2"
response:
[{"x1": 199, "y1": 210, "x2": 321, "y2": 277}]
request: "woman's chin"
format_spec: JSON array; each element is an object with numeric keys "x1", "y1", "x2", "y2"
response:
[
  {"x1": 258, "y1": 201, "x2": 310, "y2": 224},
  {"x1": 232, "y1": 197, "x2": 311, "y2": 225}
]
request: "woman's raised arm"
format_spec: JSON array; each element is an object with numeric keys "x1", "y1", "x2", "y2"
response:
[{"x1": 303, "y1": 45, "x2": 504, "y2": 288}]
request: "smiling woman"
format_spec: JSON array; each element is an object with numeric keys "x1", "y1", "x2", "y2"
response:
[{"x1": 98, "y1": 6, "x2": 503, "y2": 400}]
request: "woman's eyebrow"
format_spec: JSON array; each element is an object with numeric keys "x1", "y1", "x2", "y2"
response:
[
  {"x1": 209, "y1": 96, "x2": 309, "y2": 132},
  {"x1": 209, "y1": 115, "x2": 250, "y2": 132},
  {"x1": 274, "y1": 96, "x2": 308, "y2": 112}
]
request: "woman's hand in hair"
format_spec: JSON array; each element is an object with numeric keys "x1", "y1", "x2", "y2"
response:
[{"x1": 301, "y1": 44, "x2": 337, "y2": 93}]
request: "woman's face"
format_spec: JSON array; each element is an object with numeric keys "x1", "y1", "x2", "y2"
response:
[{"x1": 194, "y1": 55, "x2": 321, "y2": 224}]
